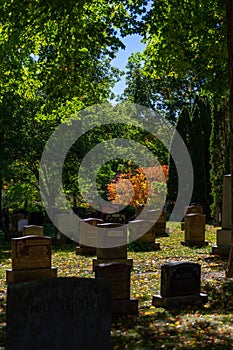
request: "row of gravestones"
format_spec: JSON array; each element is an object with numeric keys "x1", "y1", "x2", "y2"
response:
[
  {"x1": 10, "y1": 195, "x2": 229, "y2": 257},
  {"x1": 6, "y1": 234, "x2": 208, "y2": 350}
]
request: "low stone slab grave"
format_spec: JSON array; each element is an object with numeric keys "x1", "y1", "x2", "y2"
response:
[{"x1": 152, "y1": 261, "x2": 208, "y2": 308}]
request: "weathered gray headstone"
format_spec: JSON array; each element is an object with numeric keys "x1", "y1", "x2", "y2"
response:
[
  {"x1": 18, "y1": 219, "x2": 29, "y2": 233},
  {"x1": 7, "y1": 277, "x2": 112, "y2": 350},
  {"x1": 152, "y1": 261, "x2": 208, "y2": 308}
]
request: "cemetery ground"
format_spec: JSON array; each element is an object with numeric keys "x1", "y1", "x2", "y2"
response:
[{"x1": 0, "y1": 224, "x2": 233, "y2": 349}]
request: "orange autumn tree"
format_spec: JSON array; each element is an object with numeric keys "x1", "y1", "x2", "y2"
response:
[{"x1": 107, "y1": 165, "x2": 169, "y2": 208}]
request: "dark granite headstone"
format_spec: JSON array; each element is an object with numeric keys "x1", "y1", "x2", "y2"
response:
[
  {"x1": 7, "y1": 277, "x2": 112, "y2": 350},
  {"x1": 152, "y1": 261, "x2": 208, "y2": 308},
  {"x1": 160, "y1": 261, "x2": 201, "y2": 297}
]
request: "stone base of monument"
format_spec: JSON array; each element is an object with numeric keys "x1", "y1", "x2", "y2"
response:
[
  {"x1": 211, "y1": 229, "x2": 232, "y2": 256},
  {"x1": 152, "y1": 293, "x2": 208, "y2": 308},
  {"x1": 76, "y1": 245, "x2": 96, "y2": 255},
  {"x1": 6, "y1": 267, "x2": 57, "y2": 284},
  {"x1": 181, "y1": 240, "x2": 208, "y2": 247},
  {"x1": 93, "y1": 258, "x2": 133, "y2": 271},
  {"x1": 140, "y1": 241, "x2": 161, "y2": 251},
  {"x1": 95, "y1": 262, "x2": 138, "y2": 317},
  {"x1": 112, "y1": 298, "x2": 138, "y2": 317},
  {"x1": 211, "y1": 245, "x2": 231, "y2": 256}
]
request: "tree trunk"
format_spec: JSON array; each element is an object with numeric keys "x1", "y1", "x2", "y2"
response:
[{"x1": 226, "y1": 0, "x2": 233, "y2": 277}]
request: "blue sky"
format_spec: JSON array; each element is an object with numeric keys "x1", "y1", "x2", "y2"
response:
[{"x1": 111, "y1": 34, "x2": 145, "y2": 98}]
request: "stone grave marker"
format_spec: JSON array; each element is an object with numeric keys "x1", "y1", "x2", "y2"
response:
[
  {"x1": 128, "y1": 219, "x2": 160, "y2": 250},
  {"x1": 143, "y1": 209, "x2": 168, "y2": 236},
  {"x1": 93, "y1": 223, "x2": 133, "y2": 270},
  {"x1": 23, "y1": 225, "x2": 43, "y2": 237},
  {"x1": 181, "y1": 205, "x2": 203, "y2": 230},
  {"x1": 182, "y1": 213, "x2": 207, "y2": 246},
  {"x1": 18, "y1": 219, "x2": 29, "y2": 233},
  {"x1": 152, "y1": 261, "x2": 208, "y2": 307},
  {"x1": 6, "y1": 235, "x2": 57, "y2": 284},
  {"x1": 104, "y1": 213, "x2": 127, "y2": 224},
  {"x1": 212, "y1": 174, "x2": 232, "y2": 256},
  {"x1": 54, "y1": 213, "x2": 76, "y2": 244},
  {"x1": 7, "y1": 277, "x2": 112, "y2": 350},
  {"x1": 76, "y1": 218, "x2": 104, "y2": 255},
  {"x1": 95, "y1": 262, "x2": 138, "y2": 317}
]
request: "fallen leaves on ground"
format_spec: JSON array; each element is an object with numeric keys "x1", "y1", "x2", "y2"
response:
[{"x1": 0, "y1": 225, "x2": 232, "y2": 349}]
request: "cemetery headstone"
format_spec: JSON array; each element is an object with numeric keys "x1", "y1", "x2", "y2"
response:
[
  {"x1": 23, "y1": 225, "x2": 43, "y2": 237},
  {"x1": 7, "y1": 277, "x2": 112, "y2": 350},
  {"x1": 128, "y1": 219, "x2": 160, "y2": 251},
  {"x1": 152, "y1": 261, "x2": 208, "y2": 307},
  {"x1": 76, "y1": 218, "x2": 104, "y2": 255},
  {"x1": 104, "y1": 213, "x2": 127, "y2": 224},
  {"x1": 181, "y1": 213, "x2": 207, "y2": 246},
  {"x1": 95, "y1": 262, "x2": 138, "y2": 317},
  {"x1": 181, "y1": 205, "x2": 203, "y2": 230},
  {"x1": 142, "y1": 209, "x2": 168, "y2": 236},
  {"x1": 212, "y1": 174, "x2": 232, "y2": 256},
  {"x1": 18, "y1": 219, "x2": 29, "y2": 233},
  {"x1": 93, "y1": 223, "x2": 133, "y2": 271},
  {"x1": 54, "y1": 213, "x2": 76, "y2": 244},
  {"x1": 6, "y1": 235, "x2": 57, "y2": 284}
]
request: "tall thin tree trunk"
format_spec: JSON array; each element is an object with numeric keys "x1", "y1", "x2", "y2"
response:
[{"x1": 226, "y1": 0, "x2": 233, "y2": 277}]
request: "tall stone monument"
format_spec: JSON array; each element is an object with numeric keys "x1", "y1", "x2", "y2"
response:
[{"x1": 212, "y1": 174, "x2": 232, "y2": 256}]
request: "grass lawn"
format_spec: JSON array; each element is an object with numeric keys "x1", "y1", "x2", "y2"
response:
[{"x1": 0, "y1": 223, "x2": 233, "y2": 349}]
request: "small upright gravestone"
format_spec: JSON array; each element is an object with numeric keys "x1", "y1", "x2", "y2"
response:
[
  {"x1": 18, "y1": 219, "x2": 29, "y2": 233},
  {"x1": 23, "y1": 225, "x2": 43, "y2": 237},
  {"x1": 181, "y1": 205, "x2": 203, "y2": 230},
  {"x1": 128, "y1": 219, "x2": 160, "y2": 251},
  {"x1": 7, "y1": 277, "x2": 112, "y2": 350},
  {"x1": 145, "y1": 209, "x2": 168, "y2": 236},
  {"x1": 76, "y1": 218, "x2": 104, "y2": 255},
  {"x1": 6, "y1": 236, "x2": 57, "y2": 284},
  {"x1": 152, "y1": 261, "x2": 208, "y2": 308},
  {"x1": 182, "y1": 213, "x2": 207, "y2": 246},
  {"x1": 95, "y1": 262, "x2": 138, "y2": 317},
  {"x1": 93, "y1": 223, "x2": 133, "y2": 271}
]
